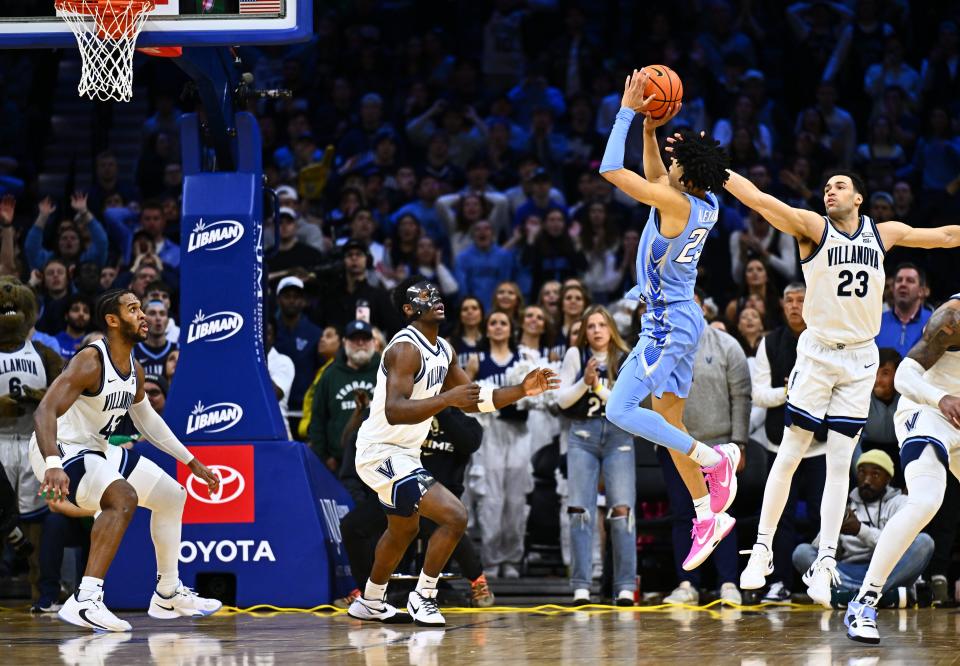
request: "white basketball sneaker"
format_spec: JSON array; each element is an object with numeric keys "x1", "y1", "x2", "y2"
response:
[
  {"x1": 59, "y1": 591, "x2": 132, "y2": 632},
  {"x1": 407, "y1": 589, "x2": 446, "y2": 627},
  {"x1": 739, "y1": 544, "x2": 774, "y2": 590},
  {"x1": 803, "y1": 557, "x2": 840, "y2": 609},
  {"x1": 348, "y1": 596, "x2": 414, "y2": 624},
  {"x1": 148, "y1": 583, "x2": 222, "y2": 619},
  {"x1": 845, "y1": 594, "x2": 881, "y2": 644}
]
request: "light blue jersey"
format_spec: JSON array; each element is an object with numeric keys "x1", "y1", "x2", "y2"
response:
[{"x1": 629, "y1": 191, "x2": 719, "y2": 306}]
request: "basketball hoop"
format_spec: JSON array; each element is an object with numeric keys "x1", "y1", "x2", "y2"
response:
[{"x1": 55, "y1": 0, "x2": 156, "y2": 102}]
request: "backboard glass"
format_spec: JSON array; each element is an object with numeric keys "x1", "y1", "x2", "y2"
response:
[{"x1": 0, "y1": 0, "x2": 310, "y2": 48}]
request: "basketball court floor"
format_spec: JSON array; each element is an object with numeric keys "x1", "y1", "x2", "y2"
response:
[{"x1": 2, "y1": 603, "x2": 957, "y2": 665}]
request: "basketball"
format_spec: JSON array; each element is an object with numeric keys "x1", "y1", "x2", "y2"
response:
[{"x1": 641, "y1": 64, "x2": 683, "y2": 120}]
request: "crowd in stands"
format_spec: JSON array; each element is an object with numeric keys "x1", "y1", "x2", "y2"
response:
[{"x1": 1, "y1": 0, "x2": 959, "y2": 607}]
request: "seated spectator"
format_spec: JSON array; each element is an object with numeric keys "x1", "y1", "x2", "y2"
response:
[
  {"x1": 505, "y1": 158, "x2": 566, "y2": 218},
  {"x1": 420, "y1": 131, "x2": 465, "y2": 189},
  {"x1": 778, "y1": 156, "x2": 820, "y2": 211},
  {"x1": 33, "y1": 258, "x2": 71, "y2": 335},
  {"x1": 454, "y1": 220, "x2": 515, "y2": 311},
  {"x1": 864, "y1": 35, "x2": 921, "y2": 114},
  {"x1": 267, "y1": 207, "x2": 325, "y2": 281},
  {"x1": 390, "y1": 174, "x2": 447, "y2": 254},
  {"x1": 264, "y1": 319, "x2": 295, "y2": 439},
  {"x1": 713, "y1": 95, "x2": 773, "y2": 160},
  {"x1": 309, "y1": 320, "x2": 378, "y2": 472},
  {"x1": 142, "y1": 373, "x2": 167, "y2": 415},
  {"x1": 491, "y1": 280, "x2": 524, "y2": 327},
  {"x1": 406, "y1": 100, "x2": 488, "y2": 170},
  {"x1": 558, "y1": 282, "x2": 589, "y2": 343},
  {"x1": 662, "y1": 289, "x2": 750, "y2": 607},
  {"x1": 521, "y1": 209, "x2": 587, "y2": 297},
  {"x1": 144, "y1": 280, "x2": 179, "y2": 344},
  {"x1": 436, "y1": 192, "x2": 500, "y2": 260},
  {"x1": 725, "y1": 257, "x2": 782, "y2": 330},
  {"x1": 858, "y1": 349, "x2": 903, "y2": 487},
  {"x1": 137, "y1": 201, "x2": 179, "y2": 270},
  {"x1": 452, "y1": 296, "x2": 485, "y2": 370},
  {"x1": 337, "y1": 92, "x2": 394, "y2": 160},
  {"x1": 792, "y1": 450, "x2": 933, "y2": 606},
  {"x1": 537, "y1": 280, "x2": 562, "y2": 325},
  {"x1": 296, "y1": 326, "x2": 342, "y2": 442},
  {"x1": 525, "y1": 107, "x2": 568, "y2": 182},
  {"x1": 577, "y1": 201, "x2": 621, "y2": 304},
  {"x1": 316, "y1": 240, "x2": 402, "y2": 336},
  {"x1": 134, "y1": 299, "x2": 177, "y2": 378},
  {"x1": 506, "y1": 62, "x2": 566, "y2": 127},
  {"x1": 383, "y1": 212, "x2": 421, "y2": 281},
  {"x1": 735, "y1": 306, "x2": 765, "y2": 358},
  {"x1": 274, "y1": 276, "x2": 321, "y2": 415},
  {"x1": 409, "y1": 236, "x2": 458, "y2": 298},
  {"x1": 274, "y1": 185, "x2": 326, "y2": 253},
  {"x1": 336, "y1": 208, "x2": 386, "y2": 270},
  {"x1": 556, "y1": 305, "x2": 635, "y2": 606},
  {"x1": 87, "y1": 150, "x2": 138, "y2": 218},
  {"x1": 54, "y1": 294, "x2": 92, "y2": 360},
  {"x1": 513, "y1": 168, "x2": 566, "y2": 229},
  {"x1": 25, "y1": 194, "x2": 108, "y2": 272},
  {"x1": 729, "y1": 173, "x2": 797, "y2": 286},
  {"x1": 868, "y1": 191, "x2": 895, "y2": 222},
  {"x1": 855, "y1": 115, "x2": 906, "y2": 193},
  {"x1": 875, "y1": 263, "x2": 931, "y2": 358}
]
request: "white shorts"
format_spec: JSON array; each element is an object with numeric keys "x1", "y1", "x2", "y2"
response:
[
  {"x1": 785, "y1": 331, "x2": 879, "y2": 438},
  {"x1": 355, "y1": 441, "x2": 435, "y2": 516},
  {"x1": 0, "y1": 433, "x2": 45, "y2": 517},
  {"x1": 895, "y1": 399, "x2": 960, "y2": 479},
  {"x1": 29, "y1": 438, "x2": 165, "y2": 512}
]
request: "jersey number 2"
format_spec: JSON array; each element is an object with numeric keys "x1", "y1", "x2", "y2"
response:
[
  {"x1": 837, "y1": 270, "x2": 869, "y2": 297},
  {"x1": 675, "y1": 229, "x2": 708, "y2": 264}
]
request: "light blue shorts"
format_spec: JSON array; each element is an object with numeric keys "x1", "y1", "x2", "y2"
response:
[{"x1": 621, "y1": 300, "x2": 704, "y2": 400}]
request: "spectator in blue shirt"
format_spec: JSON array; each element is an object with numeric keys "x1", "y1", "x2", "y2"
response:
[
  {"x1": 138, "y1": 201, "x2": 180, "y2": 270},
  {"x1": 506, "y1": 63, "x2": 567, "y2": 127},
  {"x1": 24, "y1": 193, "x2": 108, "y2": 272},
  {"x1": 390, "y1": 174, "x2": 448, "y2": 255},
  {"x1": 514, "y1": 168, "x2": 565, "y2": 228},
  {"x1": 54, "y1": 294, "x2": 92, "y2": 360},
  {"x1": 875, "y1": 263, "x2": 931, "y2": 358},
  {"x1": 454, "y1": 220, "x2": 515, "y2": 310},
  {"x1": 274, "y1": 276, "x2": 322, "y2": 413}
]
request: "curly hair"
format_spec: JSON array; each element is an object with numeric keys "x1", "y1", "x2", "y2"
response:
[{"x1": 671, "y1": 130, "x2": 731, "y2": 194}]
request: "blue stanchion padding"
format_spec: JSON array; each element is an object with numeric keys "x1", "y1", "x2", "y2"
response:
[{"x1": 104, "y1": 440, "x2": 355, "y2": 609}]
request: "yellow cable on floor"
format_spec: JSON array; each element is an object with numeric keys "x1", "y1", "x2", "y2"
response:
[{"x1": 217, "y1": 598, "x2": 819, "y2": 618}]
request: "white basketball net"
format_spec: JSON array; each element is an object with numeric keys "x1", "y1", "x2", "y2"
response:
[{"x1": 56, "y1": 0, "x2": 156, "y2": 102}]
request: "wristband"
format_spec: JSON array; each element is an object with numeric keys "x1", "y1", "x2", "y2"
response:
[
  {"x1": 45, "y1": 456, "x2": 62, "y2": 471},
  {"x1": 478, "y1": 385, "x2": 496, "y2": 413}
]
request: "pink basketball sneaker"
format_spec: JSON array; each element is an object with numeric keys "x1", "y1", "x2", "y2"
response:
[
  {"x1": 702, "y1": 444, "x2": 741, "y2": 513},
  {"x1": 682, "y1": 512, "x2": 736, "y2": 572}
]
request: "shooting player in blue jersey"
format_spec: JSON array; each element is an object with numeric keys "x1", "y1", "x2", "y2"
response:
[{"x1": 599, "y1": 69, "x2": 741, "y2": 571}]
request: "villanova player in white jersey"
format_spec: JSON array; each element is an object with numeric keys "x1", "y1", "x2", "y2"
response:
[
  {"x1": 846, "y1": 295, "x2": 960, "y2": 643},
  {"x1": 599, "y1": 70, "x2": 741, "y2": 572},
  {"x1": 724, "y1": 167, "x2": 960, "y2": 607},
  {"x1": 348, "y1": 278, "x2": 558, "y2": 627},
  {"x1": 30, "y1": 289, "x2": 222, "y2": 632}
]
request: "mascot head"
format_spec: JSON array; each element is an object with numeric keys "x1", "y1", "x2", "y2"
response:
[{"x1": 0, "y1": 277, "x2": 39, "y2": 345}]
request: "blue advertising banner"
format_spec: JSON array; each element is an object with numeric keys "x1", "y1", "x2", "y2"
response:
[{"x1": 104, "y1": 440, "x2": 355, "y2": 608}]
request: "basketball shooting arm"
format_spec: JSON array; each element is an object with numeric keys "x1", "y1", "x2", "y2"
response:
[
  {"x1": 894, "y1": 301, "x2": 960, "y2": 427},
  {"x1": 599, "y1": 70, "x2": 691, "y2": 237},
  {"x1": 875, "y1": 221, "x2": 960, "y2": 250},
  {"x1": 128, "y1": 360, "x2": 219, "y2": 495}
]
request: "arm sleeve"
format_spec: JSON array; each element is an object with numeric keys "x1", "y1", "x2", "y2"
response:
[
  {"x1": 726, "y1": 339, "x2": 753, "y2": 444},
  {"x1": 128, "y1": 398, "x2": 194, "y2": 464},
  {"x1": 751, "y1": 338, "x2": 788, "y2": 408},
  {"x1": 894, "y1": 357, "x2": 948, "y2": 408},
  {"x1": 556, "y1": 347, "x2": 588, "y2": 409},
  {"x1": 599, "y1": 108, "x2": 636, "y2": 173}
]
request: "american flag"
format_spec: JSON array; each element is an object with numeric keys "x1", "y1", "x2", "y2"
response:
[{"x1": 239, "y1": 0, "x2": 282, "y2": 14}]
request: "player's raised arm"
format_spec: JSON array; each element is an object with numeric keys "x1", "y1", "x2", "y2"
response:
[
  {"x1": 599, "y1": 70, "x2": 689, "y2": 221},
  {"x1": 895, "y1": 300, "x2": 960, "y2": 426},
  {"x1": 128, "y1": 360, "x2": 220, "y2": 495},
  {"x1": 442, "y1": 353, "x2": 560, "y2": 413},
  {"x1": 723, "y1": 169, "x2": 824, "y2": 242},
  {"x1": 33, "y1": 346, "x2": 103, "y2": 502},
  {"x1": 876, "y1": 221, "x2": 960, "y2": 250}
]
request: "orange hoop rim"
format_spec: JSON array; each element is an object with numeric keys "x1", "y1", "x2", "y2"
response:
[{"x1": 55, "y1": 0, "x2": 157, "y2": 39}]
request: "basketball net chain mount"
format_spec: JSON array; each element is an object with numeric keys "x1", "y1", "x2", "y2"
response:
[{"x1": 55, "y1": 0, "x2": 156, "y2": 103}]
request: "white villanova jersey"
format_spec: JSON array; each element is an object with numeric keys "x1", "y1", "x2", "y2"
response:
[
  {"x1": 357, "y1": 325, "x2": 453, "y2": 450},
  {"x1": 57, "y1": 339, "x2": 137, "y2": 452},
  {"x1": 801, "y1": 215, "x2": 885, "y2": 346},
  {"x1": 0, "y1": 342, "x2": 48, "y2": 435},
  {"x1": 922, "y1": 295, "x2": 960, "y2": 399}
]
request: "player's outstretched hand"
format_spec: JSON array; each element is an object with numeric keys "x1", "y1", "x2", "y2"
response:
[
  {"x1": 446, "y1": 382, "x2": 481, "y2": 409},
  {"x1": 522, "y1": 368, "x2": 561, "y2": 397},
  {"x1": 621, "y1": 69, "x2": 653, "y2": 113},
  {"x1": 189, "y1": 458, "x2": 221, "y2": 497},
  {"x1": 938, "y1": 395, "x2": 960, "y2": 428},
  {"x1": 39, "y1": 468, "x2": 70, "y2": 503}
]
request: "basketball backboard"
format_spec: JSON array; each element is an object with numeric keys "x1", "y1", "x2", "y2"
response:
[{"x1": 0, "y1": 0, "x2": 310, "y2": 48}]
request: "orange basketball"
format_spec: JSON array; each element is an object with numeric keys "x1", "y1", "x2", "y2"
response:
[{"x1": 641, "y1": 64, "x2": 683, "y2": 120}]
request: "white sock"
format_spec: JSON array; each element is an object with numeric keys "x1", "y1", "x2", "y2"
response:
[
  {"x1": 819, "y1": 431, "x2": 856, "y2": 559},
  {"x1": 757, "y1": 426, "x2": 813, "y2": 539},
  {"x1": 77, "y1": 576, "x2": 104, "y2": 602},
  {"x1": 816, "y1": 544, "x2": 837, "y2": 565},
  {"x1": 416, "y1": 570, "x2": 440, "y2": 595},
  {"x1": 690, "y1": 442, "x2": 722, "y2": 468},
  {"x1": 859, "y1": 445, "x2": 945, "y2": 602},
  {"x1": 692, "y1": 494, "x2": 712, "y2": 522},
  {"x1": 755, "y1": 531, "x2": 774, "y2": 550},
  {"x1": 156, "y1": 573, "x2": 180, "y2": 597},
  {"x1": 364, "y1": 579, "x2": 388, "y2": 602}
]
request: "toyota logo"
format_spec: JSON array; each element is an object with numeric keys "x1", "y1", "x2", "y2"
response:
[{"x1": 186, "y1": 464, "x2": 245, "y2": 504}]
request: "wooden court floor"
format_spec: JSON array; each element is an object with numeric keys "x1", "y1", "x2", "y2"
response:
[{"x1": 2, "y1": 605, "x2": 959, "y2": 665}]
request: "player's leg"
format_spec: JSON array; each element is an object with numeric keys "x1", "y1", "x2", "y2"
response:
[
  {"x1": 655, "y1": 393, "x2": 737, "y2": 572},
  {"x1": 846, "y1": 443, "x2": 947, "y2": 644},
  {"x1": 409, "y1": 482, "x2": 468, "y2": 626}
]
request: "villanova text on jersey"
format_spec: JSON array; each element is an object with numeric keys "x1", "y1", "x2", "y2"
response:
[
  {"x1": 0, "y1": 356, "x2": 39, "y2": 375},
  {"x1": 826, "y1": 244, "x2": 881, "y2": 270},
  {"x1": 103, "y1": 390, "x2": 134, "y2": 412},
  {"x1": 425, "y1": 365, "x2": 447, "y2": 391}
]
